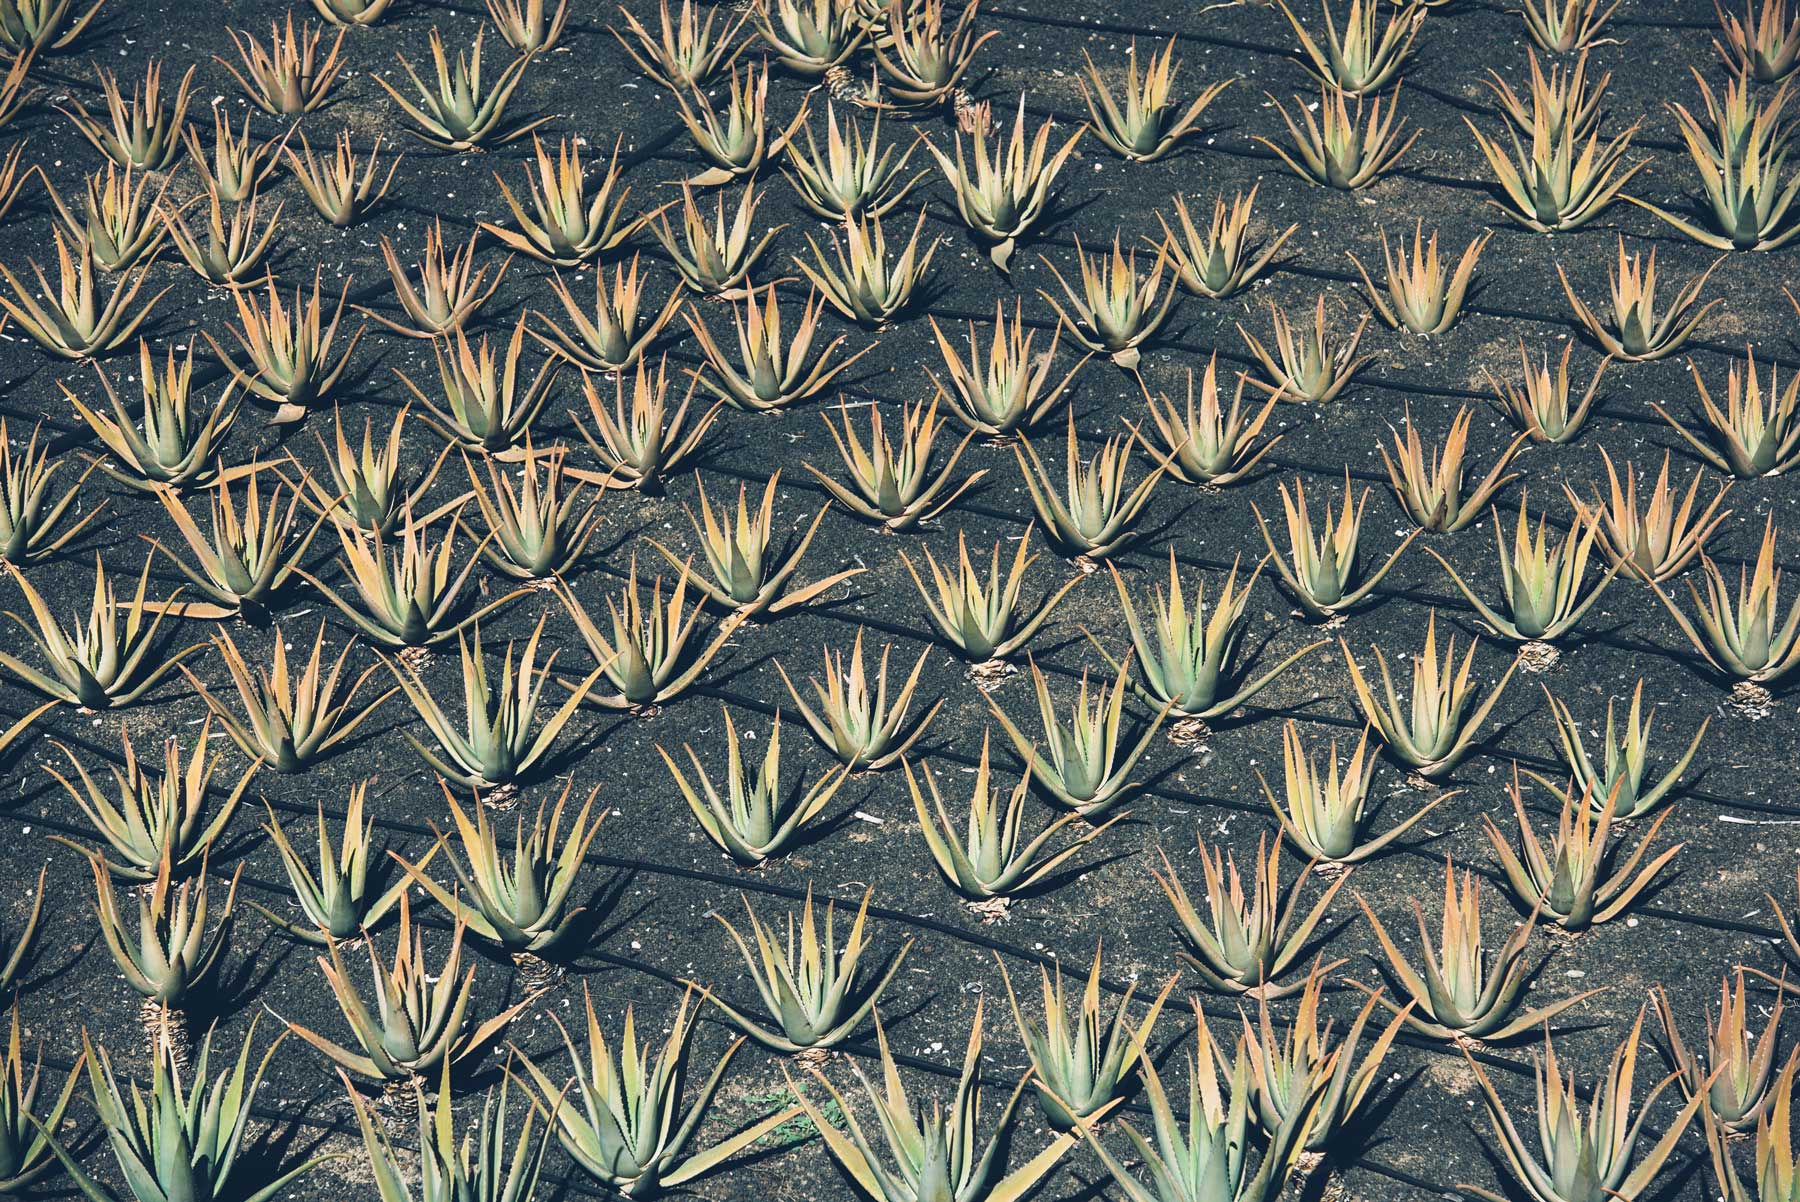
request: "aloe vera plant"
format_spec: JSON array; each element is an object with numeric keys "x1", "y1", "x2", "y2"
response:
[
  {"x1": 207, "y1": 268, "x2": 364, "y2": 424},
  {"x1": 785, "y1": 102, "x2": 922, "y2": 222},
  {"x1": 1341, "y1": 610, "x2": 1517, "y2": 778},
  {"x1": 150, "y1": 468, "x2": 325, "y2": 618},
  {"x1": 922, "y1": 93, "x2": 1083, "y2": 271},
  {"x1": 1653, "y1": 970, "x2": 1783, "y2": 1135},
  {"x1": 1280, "y1": 0, "x2": 1423, "y2": 95},
  {"x1": 361, "y1": 221, "x2": 508, "y2": 340},
  {"x1": 1565, "y1": 449, "x2": 1731, "y2": 583},
  {"x1": 1653, "y1": 516, "x2": 1800, "y2": 687},
  {"x1": 558, "y1": 555, "x2": 745, "y2": 712},
  {"x1": 1560, "y1": 240, "x2": 1722, "y2": 362},
  {"x1": 786, "y1": 1000, "x2": 1091, "y2": 1202},
  {"x1": 651, "y1": 474, "x2": 865, "y2": 618},
  {"x1": 1263, "y1": 721, "x2": 1446, "y2": 866},
  {"x1": 2, "y1": 553, "x2": 201, "y2": 709},
  {"x1": 484, "y1": 134, "x2": 652, "y2": 266},
  {"x1": 1484, "y1": 769, "x2": 1681, "y2": 931},
  {"x1": 660, "y1": 707, "x2": 849, "y2": 865},
  {"x1": 609, "y1": 0, "x2": 750, "y2": 91},
  {"x1": 653, "y1": 181, "x2": 780, "y2": 300},
  {"x1": 805, "y1": 397, "x2": 982, "y2": 530},
  {"x1": 283, "y1": 128, "x2": 400, "y2": 227},
  {"x1": 1708, "y1": 1051, "x2": 1800, "y2": 1202},
  {"x1": 1355, "y1": 859, "x2": 1603, "y2": 1043},
  {"x1": 1089, "y1": 555, "x2": 1324, "y2": 722},
  {"x1": 674, "y1": 61, "x2": 806, "y2": 186},
  {"x1": 463, "y1": 443, "x2": 605, "y2": 581},
  {"x1": 1159, "y1": 186, "x2": 1296, "y2": 300},
  {"x1": 297, "y1": 406, "x2": 454, "y2": 537},
  {"x1": 536, "y1": 254, "x2": 683, "y2": 374},
  {"x1": 0, "y1": 230, "x2": 166, "y2": 361},
  {"x1": 59, "y1": 61, "x2": 194, "y2": 171},
  {"x1": 1079, "y1": 36, "x2": 1231, "y2": 162},
  {"x1": 686, "y1": 283, "x2": 872, "y2": 412},
  {"x1": 1253, "y1": 473, "x2": 1417, "y2": 620},
  {"x1": 777, "y1": 628, "x2": 942, "y2": 772},
  {"x1": 905, "y1": 735, "x2": 1120, "y2": 903},
  {"x1": 1014, "y1": 412, "x2": 1168, "y2": 561},
  {"x1": 377, "y1": 28, "x2": 547, "y2": 151},
  {"x1": 1459, "y1": 1013, "x2": 1709, "y2": 1202},
  {"x1": 1350, "y1": 222, "x2": 1490, "y2": 336},
  {"x1": 902, "y1": 525, "x2": 1079, "y2": 664},
  {"x1": 185, "y1": 108, "x2": 285, "y2": 204},
  {"x1": 67, "y1": 343, "x2": 243, "y2": 493},
  {"x1": 46, "y1": 718, "x2": 253, "y2": 881},
  {"x1": 1260, "y1": 85, "x2": 1417, "y2": 190},
  {"x1": 43, "y1": 162, "x2": 172, "y2": 273},
  {"x1": 218, "y1": 13, "x2": 345, "y2": 116},
  {"x1": 700, "y1": 888, "x2": 909, "y2": 1053},
  {"x1": 183, "y1": 623, "x2": 393, "y2": 774},
  {"x1": 1467, "y1": 98, "x2": 1642, "y2": 232},
  {"x1": 1381, "y1": 404, "x2": 1524, "y2": 533},
  {"x1": 388, "y1": 616, "x2": 602, "y2": 791},
  {"x1": 248, "y1": 785, "x2": 424, "y2": 946},
  {"x1": 312, "y1": 0, "x2": 395, "y2": 24},
  {"x1": 985, "y1": 658, "x2": 1169, "y2": 818},
  {"x1": 89, "y1": 850, "x2": 240, "y2": 1039},
  {"x1": 1238, "y1": 295, "x2": 1374, "y2": 407},
  {"x1": 1038, "y1": 235, "x2": 1179, "y2": 370},
  {"x1": 0, "y1": 0, "x2": 105, "y2": 53},
  {"x1": 572, "y1": 356, "x2": 719, "y2": 491},
  {"x1": 1425, "y1": 494, "x2": 1621, "y2": 645},
  {"x1": 927, "y1": 302, "x2": 1088, "y2": 438},
  {"x1": 1539, "y1": 680, "x2": 1707, "y2": 820},
  {"x1": 1656, "y1": 349, "x2": 1800, "y2": 478},
  {"x1": 0, "y1": 417, "x2": 103, "y2": 564},
  {"x1": 398, "y1": 317, "x2": 561, "y2": 461},
  {"x1": 1138, "y1": 355, "x2": 1284, "y2": 486},
  {"x1": 1000, "y1": 948, "x2": 1178, "y2": 1130},
  {"x1": 0, "y1": 862, "x2": 44, "y2": 995},
  {"x1": 1488, "y1": 340, "x2": 1608, "y2": 445},
  {"x1": 875, "y1": 0, "x2": 996, "y2": 109},
  {"x1": 1717, "y1": 0, "x2": 1800, "y2": 81},
  {"x1": 396, "y1": 778, "x2": 605, "y2": 958},
  {"x1": 511, "y1": 983, "x2": 800, "y2": 1196},
  {"x1": 797, "y1": 208, "x2": 937, "y2": 329},
  {"x1": 1514, "y1": 0, "x2": 1620, "y2": 52},
  {"x1": 163, "y1": 181, "x2": 284, "y2": 290},
  {"x1": 287, "y1": 893, "x2": 529, "y2": 1086},
  {"x1": 0, "y1": 1002, "x2": 81, "y2": 1194},
  {"x1": 755, "y1": 0, "x2": 866, "y2": 74},
  {"x1": 1153, "y1": 833, "x2": 1348, "y2": 999}
]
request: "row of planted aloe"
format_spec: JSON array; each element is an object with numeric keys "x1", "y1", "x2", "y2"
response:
[{"x1": 0, "y1": 0, "x2": 1796, "y2": 1200}]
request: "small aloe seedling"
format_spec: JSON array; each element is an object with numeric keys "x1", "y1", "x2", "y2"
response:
[
  {"x1": 536, "y1": 254, "x2": 683, "y2": 373},
  {"x1": 686, "y1": 283, "x2": 872, "y2": 412},
  {"x1": 785, "y1": 103, "x2": 921, "y2": 222},
  {"x1": 922, "y1": 93, "x2": 1082, "y2": 272},
  {"x1": 0, "y1": 417, "x2": 103, "y2": 564},
  {"x1": 1515, "y1": 0, "x2": 1620, "y2": 51},
  {"x1": 288, "y1": 894, "x2": 529, "y2": 1086},
  {"x1": 164, "y1": 181, "x2": 284, "y2": 290},
  {"x1": 1654, "y1": 971, "x2": 1783, "y2": 1135},
  {"x1": 463, "y1": 443, "x2": 605, "y2": 581},
  {"x1": 1466, "y1": 101, "x2": 1642, "y2": 232},
  {"x1": 2, "y1": 553, "x2": 202, "y2": 709},
  {"x1": 700, "y1": 888, "x2": 909, "y2": 1053},
  {"x1": 0, "y1": 230, "x2": 166, "y2": 360},
  {"x1": 305, "y1": 504, "x2": 525, "y2": 649},
  {"x1": 1015, "y1": 412, "x2": 1168, "y2": 561},
  {"x1": 1280, "y1": 0, "x2": 1424, "y2": 95},
  {"x1": 1541, "y1": 680, "x2": 1707, "y2": 820},
  {"x1": 47, "y1": 718, "x2": 253, "y2": 880},
  {"x1": 673, "y1": 61, "x2": 806, "y2": 186},
  {"x1": 875, "y1": 0, "x2": 996, "y2": 108},
  {"x1": 609, "y1": 0, "x2": 751, "y2": 91},
  {"x1": 389, "y1": 617, "x2": 602, "y2": 791},
  {"x1": 1485, "y1": 769, "x2": 1680, "y2": 931},
  {"x1": 1356, "y1": 860, "x2": 1602, "y2": 1043},
  {"x1": 399, "y1": 317, "x2": 561, "y2": 461},
  {"x1": 1090, "y1": 555, "x2": 1324, "y2": 722},
  {"x1": 660, "y1": 707, "x2": 848, "y2": 865},
  {"x1": 183, "y1": 623, "x2": 393, "y2": 775},
  {"x1": 60, "y1": 61, "x2": 195, "y2": 171},
  {"x1": 797, "y1": 208, "x2": 937, "y2": 328},
  {"x1": 654, "y1": 181, "x2": 780, "y2": 300},
  {"x1": 150, "y1": 468, "x2": 324, "y2": 618},
  {"x1": 1380, "y1": 403, "x2": 1524, "y2": 533},
  {"x1": 1653, "y1": 516, "x2": 1800, "y2": 687},
  {"x1": 1153, "y1": 833, "x2": 1349, "y2": 999},
  {"x1": 1656, "y1": 349, "x2": 1800, "y2": 478},
  {"x1": 1238, "y1": 294, "x2": 1374, "y2": 405},
  {"x1": 361, "y1": 221, "x2": 508, "y2": 340},
  {"x1": 1488, "y1": 340, "x2": 1608, "y2": 445},
  {"x1": 513, "y1": 983, "x2": 800, "y2": 1196},
  {"x1": 1263, "y1": 721, "x2": 1447, "y2": 866},
  {"x1": 67, "y1": 343, "x2": 242, "y2": 493},
  {"x1": 777, "y1": 628, "x2": 942, "y2": 772},
  {"x1": 219, "y1": 14, "x2": 346, "y2": 116},
  {"x1": 787, "y1": 1000, "x2": 1090, "y2": 1202},
  {"x1": 755, "y1": 0, "x2": 866, "y2": 75},
  {"x1": 805, "y1": 396, "x2": 982, "y2": 530},
  {"x1": 1242, "y1": 961, "x2": 1410, "y2": 1155},
  {"x1": 651, "y1": 473, "x2": 865, "y2": 617},
  {"x1": 1138, "y1": 355, "x2": 1284, "y2": 486},
  {"x1": 1159, "y1": 186, "x2": 1296, "y2": 300},
  {"x1": 1000, "y1": 948, "x2": 1178, "y2": 1130},
  {"x1": 1426, "y1": 494, "x2": 1621, "y2": 644},
  {"x1": 1260, "y1": 85, "x2": 1417, "y2": 190},
  {"x1": 1717, "y1": 0, "x2": 1800, "y2": 81},
  {"x1": 1253, "y1": 473, "x2": 1417, "y2": 620},
  {"x1": 1350, "y1": 222, "x2": 1490, "y2": 336},
  {"x1": 1460, "y1": 1014, "x2": 1708, "y2": 1202},
  {"x1": 40, "y1": 1021, "x2": 334, "y2": 1202},
  {"x1": 207, "y1": 267, "x2": 364, "y2": 424},
  {"x1": 902, "y1": 525, "x2": 1079, "y2": 664},
  {"x1": 89, "y1": 851, "x2": 239, "y2": 1039},
  {"x1": 927, "y1": 301, "x2": 1088, "y2": 438},
  {"x1": 1565, "y1": 449, "x2": 1731, "y2": 583},
  {"x1": 1341, "y1": 610, "x2": 1517, "y2": 778},
  {"x1": 249, "y1": 785, "x2": 423, "y2": 946},
  {"x1": 1075, "y1": 998, "x2": 1314, "y2": 1202},
  {"x1": 1079, "y1": 36, "x2": 1231, "y2": 162},
  {"x1": 43, "y1": 162, "x2": 173, "y2": 273},
  {"x1": 905, "y1": 737, "x2": 1120, "y2": 903},
  {"x1": 344, "y1": 1058, "x2": 550, "y2": 1202},
  {"x1": 1560, "y1": 240, "x2": 1721, "y2": 362},
  {"x1": 985, "y1": 658, "x2": 1169, "y2": 819},
  {"x1": 1038, "y1": 235, "x2": 1178, "y2": 370},
  {"x1": 185, "y1": 108, "x2": 285, "y2": 204},
  {"x1": 397, "y1": 779, "x2": 605, "y2": 960},
  {"x1": 298, "y1": 406, "x2": 453, "y2": 536},
  {"x1": 572, "y1": 356, "x2": 719, "y2": 491},
  {"x1": 283, "y1": 128, "x2": 400, "y2": 226},
  {"x1": 0, "y1": 1002, "x2": 82, "y2": 1194},
  {"x1": 555, "y1": 555, "x2": 746, "y2": 712},
  {"x1": 485, "y1": 135, "x2": 651, "y2": 266},
  {"x1": 377, "y1": 28, "x2": 546, "y2": 151}
]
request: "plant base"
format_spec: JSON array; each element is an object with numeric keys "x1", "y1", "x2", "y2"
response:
[
  {"x1": 396, "y1": 645, "x2": 433, "y2": 671},
  {"x1": 967, "y1": 896, "x2": 1012, "y2": 924},
  {"x1": 481, "y1": 782, "x2": 522, "y2": 812},
  {"x1": 1168, "y1": 717, "x2": 1210, "y2": 748},
  {"x1": 1072, "y1": 555, "x2": 1101, "y2": 576},
  {"x1": 141, "y1": 1000, "x2": 188, "y2": 1068},
  {"x1": 513, "y1": 950, "x2": 563, "y2": 995},
  {"x1": 1729, "y1": 681, "x2": 1774, "y2": 721},
  {"x1": 967, "y1": 659, "x2": 1016, "y2": 692},
  {"x1": 791, "y1": 1046, "x2": 832, "y2": 1070},
  {"x1": 1515, "y1": 641, "x2": 1559, "y2": 673},
  {"x1": 382, "y1": 1074, "x2": 423, "y2": 1132}
]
